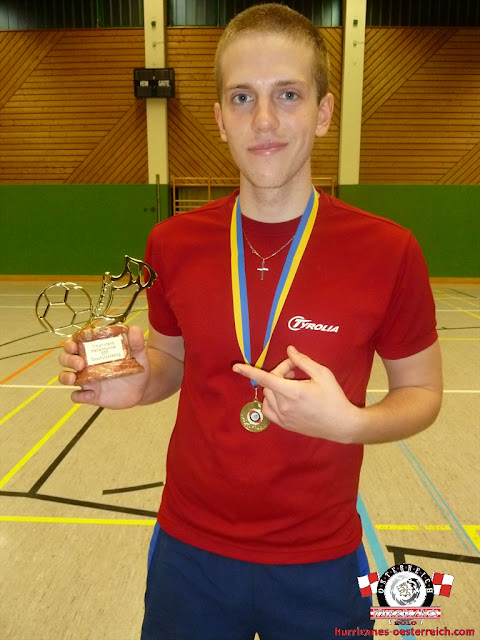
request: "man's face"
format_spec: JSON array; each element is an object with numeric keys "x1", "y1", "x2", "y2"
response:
[{"x1": 214, "y1": 32, "x2": 333, "y2": 191}]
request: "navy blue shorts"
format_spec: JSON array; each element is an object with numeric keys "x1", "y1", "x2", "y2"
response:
[{"x1": 141, "y1": 524, "x2": 373, "y2": 640}]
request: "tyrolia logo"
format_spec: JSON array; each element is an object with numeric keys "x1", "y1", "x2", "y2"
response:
[
  {"x1": 358, "y1": 564, "x2": 454, "y2": 621},
  {"x1": 288, "y1": 315, "x2": 339, "y2": 333}
]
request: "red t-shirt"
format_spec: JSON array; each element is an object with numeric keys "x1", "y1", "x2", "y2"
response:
[{"x1": 145, "y1": 190, "x2": 437, "y2": 564}]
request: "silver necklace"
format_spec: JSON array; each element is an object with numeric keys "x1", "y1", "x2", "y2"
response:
[{"x1": 243, "y1": 231, "x2": 295, "y2": 280}]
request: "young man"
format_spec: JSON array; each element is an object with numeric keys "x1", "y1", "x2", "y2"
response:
[{"x1": 59, "y1": 5, "x2": 442, "y2": 639}]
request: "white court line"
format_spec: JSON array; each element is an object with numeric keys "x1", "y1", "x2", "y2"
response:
[
  {"x1": 0, "y1": 294, "x2": 139, "y2": 299},
  {"x1": 0, "y1": 304, "x2": 148, "y2": 310},
  {"x1": 435, "y1": 309, "x2": 480, "y2": 312},
  {"x1": 2, "y1": 306, "x2": 477, "y2": 311},
  {"x1": 434, "y1": 297, "x2": 480, "y2": 301},
  {"x1": 368, "y1": 389, "x2": 480, "y2": 394}
]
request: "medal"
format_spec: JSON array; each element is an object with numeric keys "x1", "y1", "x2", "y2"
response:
[
  {"x1": 240, "y1": 387, "x2": 270, "y2": 433},
  {"x1": 240, "y1": 400, "x2": 270, "y2": 432},
  {"x1": 231, "y1": 186, "x2": 320, "y2": 432}
]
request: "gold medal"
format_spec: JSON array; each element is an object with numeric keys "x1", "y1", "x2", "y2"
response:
[
  {"x1": 240, "y1": 398, "x2": 270, "y2": 433},
  {"x1": 231, "y1": 187, "x2": 319, "y2": 433},
  {"x1": 240, "y1": 386, "x2": 270, "y2": 433}
]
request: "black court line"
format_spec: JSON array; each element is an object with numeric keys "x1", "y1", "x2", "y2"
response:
[
  {"x1": 29, "y1": 407, "x2": 104, "y2": 494},
  {"x1": 437, "y1": 326, "x2": 480, "y2": 331},
  {"x1": 0, "y1": 330, "x2": 48, "y2": 348},
  {"x1": 448, "y1": 288, "x2": 479, "y2": 300},
  {"x1": 0, "y1": 347, "x2": 64, "y2": 361},
  {"x1": 387, "y1": 545, "x2": 480, "y2": 566},
  {"x1": 0, "y1": 490, "x2": 157, "y2": 518},
  {"x1": 103, "y1": 481, "x2": 164, "y2": 495},
  {"x1": 0, "y1": 405, "x2": 159, "y2": 518}
]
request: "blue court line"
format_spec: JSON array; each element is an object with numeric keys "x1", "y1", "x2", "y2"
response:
[
  {"x1": 366, "y1": 392, "x2": 478, "y2": 556},
  {"x1": 358, "y1": 493, "x2": 413, "y2": 632},
  {"x1": 357, "y1": 492, "x2": 389, "y2": 575},
  {"x1": 360, "y1": 392, "x2": 389, "y2": 574},
  {"x1": 397, "y1": 440, "x2": 478, "y2": 555}
]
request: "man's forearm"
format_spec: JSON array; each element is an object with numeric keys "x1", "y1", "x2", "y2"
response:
[
  {"x1": 138, "y1": 346, "x2": 184, "y2": 405},
  {"x1": 350, "y1": 385, "x2": 443, "y2": 445}
]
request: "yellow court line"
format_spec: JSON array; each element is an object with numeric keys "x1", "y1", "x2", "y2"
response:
[
  {"x1": 0, "y1": 315, "x2": 147, "y2": 425},
  {"x1": 463, "y1": 526, "x2": 480, "y2": 553},
  {"x1": 125, "y1": 310, "x2": 143, "y2": 324},
  {"x1": 463, "y1": 301, "x2": 480, "y2": 311},
  {"x1": 0, "y1": 516, "x2": 155, "y2": 526},
  {"x1": 448, "y1": 302, "x2": 480, "y2": 321},
  {"x1": 438, "y1": 338, "x2": 479, "y2": 341},
  {"x1": 1, "y1": 519, "x2": 472, "y2": 536},
  {"x1": 0, "y1": 376, "x2": 59, "y2": 426},
  {"x1": 435, "y1": 296, "x2": 480, "y2": 309},
  {"x1": 0, "y1": 325, "x2": 150, "y2": 491},
  {"x1": 376, "y1": 525, "x2": 421, "y2": 530},
  {"x1": 449, "y1": 296, "x2": 480, "y2": 310},
  {"x1": 0, "y1": 403, "x2": 80, "y2": 490},
  {"x1": 375, "y1": 525, "x2": 454, "y2": 531}
]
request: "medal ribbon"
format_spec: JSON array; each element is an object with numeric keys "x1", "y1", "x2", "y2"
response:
[{"x1": 230, "y1": 186, "x2": 319, "y2": 381}]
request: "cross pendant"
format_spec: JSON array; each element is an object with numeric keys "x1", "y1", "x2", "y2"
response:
[{"x1": 257, "y1": 260, "x2": 268, "y2": 280}]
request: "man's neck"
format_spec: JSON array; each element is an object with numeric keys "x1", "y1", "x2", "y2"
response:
[{"x1": 238, "y1": 176, "x2": 314, "y2": 223}]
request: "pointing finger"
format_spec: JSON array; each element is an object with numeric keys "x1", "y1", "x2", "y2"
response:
[{"x1": 232, "y1": 363, "x2": 291, "y2": 394}]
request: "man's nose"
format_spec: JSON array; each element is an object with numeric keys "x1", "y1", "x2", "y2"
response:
[{"x1": 252, "y1": 97, "x2": 279, "y2": 132}]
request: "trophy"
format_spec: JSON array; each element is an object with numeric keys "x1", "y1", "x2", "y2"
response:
[{"x1": 36, "y1": 256, "x2": 157, "y2": 385}]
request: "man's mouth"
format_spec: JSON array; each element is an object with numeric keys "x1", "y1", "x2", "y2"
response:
[{"x1": 248, "y1": 141, "x2": 288, "y2": 155}]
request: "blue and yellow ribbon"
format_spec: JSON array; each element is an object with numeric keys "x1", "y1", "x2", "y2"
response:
[{"x1": 231, "y1": 186, "x2": 319, "y2": 379}]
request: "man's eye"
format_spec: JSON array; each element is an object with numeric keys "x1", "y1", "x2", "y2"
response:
[
  {"x1": 233, "y1": 94, "x2": 252, "y2": 104},
  {"x1": 282, "y1": 91, "x2": 298, "y2": 100}
]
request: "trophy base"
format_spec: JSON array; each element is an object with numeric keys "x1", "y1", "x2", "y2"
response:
[
  {"x1": 73, "y1": 324, "x2": 144, "y2": 386},
  {"x1": 75, "y1": 359, "x2": 144, "y2": 385}
]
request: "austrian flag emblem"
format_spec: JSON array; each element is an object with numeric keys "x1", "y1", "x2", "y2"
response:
[
  {"x1": 432, "y1": 572, "x2": 454, "y2": 597},
  {"x1": 357, "y1": 572, "x2": 379, "y2": 598},
  {"x1": 357, "y1": 564, "x2": 455, "y2": 621}
]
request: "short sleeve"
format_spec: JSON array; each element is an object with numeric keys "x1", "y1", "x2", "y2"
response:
[
  {"x1": 144, "y1": 227, "x2": 182, "y2": 337},
  {"x1": 375, "y1": 234, "x2": 437, "y2": 360}
]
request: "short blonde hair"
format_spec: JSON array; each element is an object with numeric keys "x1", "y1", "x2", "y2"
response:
[{"x1": 215, "y1": 3, "x2": 330, "y2": 103}]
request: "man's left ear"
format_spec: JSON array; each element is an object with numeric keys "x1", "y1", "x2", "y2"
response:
[
  {"x1": 214, "y1": 102, "x2": 228, "y2": 142},
  {"x1": 315, "y1": 93, "x2": 334, "y2": 138}
]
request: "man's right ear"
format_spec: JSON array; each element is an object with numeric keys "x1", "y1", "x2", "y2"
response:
[{"x1": 214, "y1": 102, "x2": 228, "y2": 142}]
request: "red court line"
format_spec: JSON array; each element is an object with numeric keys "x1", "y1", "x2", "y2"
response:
[
  {"x1": 0, "y1": 299, "x2": 136, "y2": 385},
  {"x1": 0, "y1": 348, "x2": 59, "y2": 384}
]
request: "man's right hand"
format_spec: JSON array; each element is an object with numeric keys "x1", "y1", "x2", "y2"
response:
[{"x1": 58, "y1": 325, "x2": 150, "y2": 409}]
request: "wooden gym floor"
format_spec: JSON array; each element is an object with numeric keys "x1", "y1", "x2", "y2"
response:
[{"x1": 0, "y1": 280, "x2": 479, "y2": 639}]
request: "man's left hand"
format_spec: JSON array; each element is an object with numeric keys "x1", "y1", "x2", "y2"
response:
[{"x1": 232, "y1": 345, "x2": 359, "y2": 442}]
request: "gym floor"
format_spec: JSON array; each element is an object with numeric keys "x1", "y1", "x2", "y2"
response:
[{"x1": 0, "y1": 280, "x2": 478, "y2": 639}]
